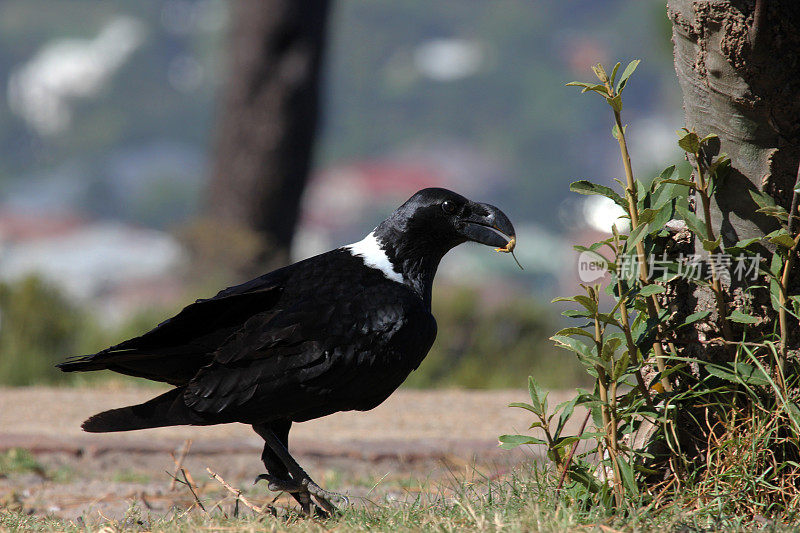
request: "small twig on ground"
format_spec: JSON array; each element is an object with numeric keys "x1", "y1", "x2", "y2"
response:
[
  {"x1": 182, "y1": 468, "x2": 208, "y2": 516},
  {"x1": 169, "y1": 439, "x2": 193, "y2": 490},
  {"x1": 207, "y1": 467, "x2": 274, "y2": 515}
]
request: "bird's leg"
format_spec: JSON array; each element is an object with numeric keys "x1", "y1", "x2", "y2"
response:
[
  {"x1": 256, "y1": 426, "x2": 348, "y2": 515},
  {"x1": 254, "y1": 422, "x2": 321, "y2": 515},
  {"x1": 253, "y1": 423, "x2": 347, "y2": 516}
]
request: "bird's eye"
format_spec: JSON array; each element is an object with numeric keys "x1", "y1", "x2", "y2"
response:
[{"x1": 441, "y1": 201, "x2": 456, "y2": 214}]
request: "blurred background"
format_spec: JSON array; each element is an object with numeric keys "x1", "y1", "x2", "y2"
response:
[{"x1": 0, "y1": 0, "x2": 684, "y2": 388}]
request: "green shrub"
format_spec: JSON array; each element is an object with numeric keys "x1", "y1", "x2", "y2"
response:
[
  {"x1": 501, "y1": 60, "x2": 800, "y2": 518},
  {"x1": 0, "y1": 276, "x2": 89, "y2": 385},
  {"x1": 0, "y1": 275, "x2": 175, "y2": 386}
]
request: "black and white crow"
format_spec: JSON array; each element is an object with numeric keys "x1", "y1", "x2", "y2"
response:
[{"x1": 58, "y1": 187, "x2": 516, "y2": 514}]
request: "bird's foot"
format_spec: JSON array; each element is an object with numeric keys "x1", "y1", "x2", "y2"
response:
[
  {"x1": 254, "y1": 473, "x2": 304, "y2": 493},
  {"x1": 255, "y1": 474, "x2": 348, "y2": 516}
]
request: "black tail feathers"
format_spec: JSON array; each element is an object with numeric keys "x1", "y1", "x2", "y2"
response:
[
  {"x1": 82, "y1": 388, "x2": 194, "y2": 432},
  {"x1": 57, "y1": 354, "x2": 106, "y2": 373}
]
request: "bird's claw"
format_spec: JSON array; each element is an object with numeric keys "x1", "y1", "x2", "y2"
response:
[
  {"x1": 255, "y1": 473, "x2": 305, "y2": 492},
  {"x1": 306, "y1": 479, "x2": 349, "y2": 510},
  {"x1": 255, "y1": 473, "x2": 348, "y2": 516}
]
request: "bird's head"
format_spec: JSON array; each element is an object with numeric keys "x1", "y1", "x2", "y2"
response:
[
  {"x1": 383, "y1": 188, "x2": 515, "y2": 253},
  {"x1": 369, "y1": 188, "x2": 516, "y2": 301}
]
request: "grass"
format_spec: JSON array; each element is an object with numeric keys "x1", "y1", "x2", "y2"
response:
[
  {"x1": 2, "y1": 463, "x2": 799, "y2": 532},
  {"x1": 0, "y1": 448, "x2": 44, "y2": 478}
]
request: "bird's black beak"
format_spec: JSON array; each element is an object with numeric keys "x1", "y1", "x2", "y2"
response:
[{"x1": 459, "y1": 202, "x2": 516, "y2": 252}]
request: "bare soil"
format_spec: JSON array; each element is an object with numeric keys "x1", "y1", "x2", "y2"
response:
[{"x1": 0, "y1": 386, "x2": 577, "y2": 522}]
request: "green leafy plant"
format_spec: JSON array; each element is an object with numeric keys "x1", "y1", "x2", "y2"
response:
[{"x1": 501, "y1": 60, "x2": 800, "y2": 519}]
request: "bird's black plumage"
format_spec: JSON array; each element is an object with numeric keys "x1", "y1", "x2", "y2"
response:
[{"x1": 57, "y1": 187, "x2": 515, "y2": 513}]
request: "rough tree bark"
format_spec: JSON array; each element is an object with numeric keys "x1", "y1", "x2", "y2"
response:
[
  {"x1": 651, "y1": 0, "x2": 800, "y2": 474},
  {"x1": 669, "y1": 0, "x2": 800, "y2": 247},
  {"x1": 667, "y1": 1, "x2": 800, "y2": 353},
  {"x1": 206, "y1": 0, "x2": 331, "y2": 279}
]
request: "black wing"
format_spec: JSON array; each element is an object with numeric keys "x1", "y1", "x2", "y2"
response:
[
  {"x1": 182, "y1": 254, "x2": 438, "y2": 423},
  {"x1": 57, "y1": 263, "x2": 293, "y2": 384}
]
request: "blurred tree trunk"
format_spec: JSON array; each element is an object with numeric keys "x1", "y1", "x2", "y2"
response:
[{"x1": 206, "y1": 0, "x2": 330, "y2": 280}]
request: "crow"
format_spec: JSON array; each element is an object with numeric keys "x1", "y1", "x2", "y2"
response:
[{"x1": 58, "y1": 187, "x2": 516, "y2": 514}]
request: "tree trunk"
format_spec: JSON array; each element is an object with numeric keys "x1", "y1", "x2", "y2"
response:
[
  {"x1": 669, "y1": 0, "x2": 800, "y2": 248},
  {"x1": 206, "y1": 0, "x2": 330, "y2": 279},
  {"x1": 657, "y1": 0, "x2": 800, "y2": 478}
]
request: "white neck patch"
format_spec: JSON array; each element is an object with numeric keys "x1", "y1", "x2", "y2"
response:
[{"x1": 344, "y1": 231, "x2": 403, "y2": 283}]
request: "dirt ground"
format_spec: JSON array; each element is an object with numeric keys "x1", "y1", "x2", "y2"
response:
[{"x1": 0, "y1": 386, "x2": 577, "y2": 522}]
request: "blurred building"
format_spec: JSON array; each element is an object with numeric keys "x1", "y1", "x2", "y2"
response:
[{"x1": 0, "y1": 210, "x2": 187, "y2": 324}]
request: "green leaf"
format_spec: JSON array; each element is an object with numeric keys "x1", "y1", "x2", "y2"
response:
[
  {"x1": 632, "y1": 314, "x2": 663, "y2": 350},
  {"x1": 749, "y1": 189, "x2": 777, "y2": 209},
  {"x1": 611, "y1": 123, "x2": 628, "y2": 140},
  {"x1": 555, "y1": 327, "x2": 595, "y2": 339},
  {"x1": 676, "y1": 202, "x2": 708, "y2": 237},
  {"x1": 582, "y1": 84, "x2": 608, "y2": 95},
  {"x1": 625, "y1": 223, "x2": 650, "y2": 251},
  {"x1": 770, "y1": 253, "x2": 783, "y2": 311},
  {"x1": 592, "y1": 63, "x2": 608, "y2": 83},
  {"x1": 659, "y1": 178, "x2": 697, "y2": 188},
  {"x1": 678, "y1": 310, "x2": 711, "y2": 328},
  {"x1": 573, "y1": 295, "x2": 598, "y2": 314},
  {"x1": 767, "y1": 228, "x2": 796, "y2": 248},
  {"x1": 758, "y1": 205, "x2": 790, "y2": 222},
  {"x1": 508, "y1": 402, "x2": 539, "y2": 414},
  {"x1": 709, "y1": 156, "x2": 731, "y2": 187},
  {"x1": 609, "y1": 62, "x2": 621, "y2": 86},
  {"x1": 615, "y1": 456, "x2": 639, "y2": 496},
  {"x1": 650, "y1": 181, "x2": 678, "y2": 212},
  {"x1": 569, "y1": 180, "x2": 627, "y2": 209},
  {"x1": 638, "y1": 284, "x2": 665, "y2": 297},
  {"x1": 637, "y1": 208, "x2": 658, "y2": 225},
  {"x1": 616, "y1": 59, "x2": 640, "y2": 93},
  {"x1": 787, "y1": 403, "x2": 800, "y2": 431},
  {"x1": 612, "y1": 349, "x2": 630, "y2": 381},
  {"x1": 705, "y1": 362, "x2": 770, "y2": 387},
  {"x1": 596, "y1": 312, "x2": 622, "y2": 328},
  {"x1": 551, "y1": 435, "x2": 580, "y2": 450},
  {"x1": 677, "y1": 130, "x2": 700, "y2": 154},
  {"x1": 728, "y1": 309, "x2": 759, "y2": 324},
  {"x1": 656, "y1": 164, "x2": 678, "y2": 181},
  {"x1": 730, "y1": 237, "x2": 761, "y2": 251},
  {"x1": 574, "y1": 241, "x2": 609, "y2": 253},
  {"x1": 551, "y1": 335, "x2": 594, "y2": 358},
  {"x1": 554, "y1": 396, "x2": 578, "y2": 437},
  {"x1": 561, "y1": 309, "x2": 593, "y2": 319},
  {"x1": 601, "y1": 337, "x2": 622, "y2": 361},
  {"x1": 552, "y1": 296, "x2": 577, "y2": 304},
  {"x1": 565, "y1": 81, "x2": 608, "y2": 96},
  {"x1": 606, "y1": 94, "x2": 622, "y2": 112},
  {"x1": 702, "y1": 236, "x2": 721, "y2": 252},
  {"x1": 528, "y1": 375, "x2": 546, "y2": 413},
  {"x1": 498, "y1": 434, "x2": 547, "y2": 449},
  {"x1": 568, "y1": 464, "x2": 605, "y2": 494}
]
